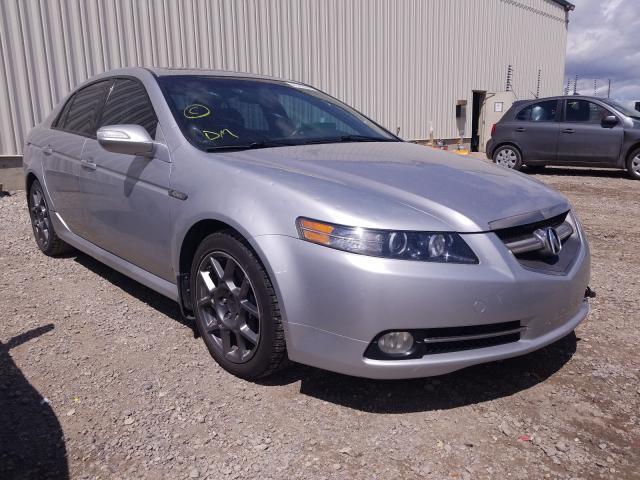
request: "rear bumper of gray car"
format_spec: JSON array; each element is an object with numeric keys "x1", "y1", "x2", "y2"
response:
[{"x1": 253, "y1": 226, "x2": 590, "y2": 379}]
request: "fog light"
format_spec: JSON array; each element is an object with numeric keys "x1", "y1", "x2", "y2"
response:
[{"x1": 378, "y1": 331, "x2": 414, "y2": 355}]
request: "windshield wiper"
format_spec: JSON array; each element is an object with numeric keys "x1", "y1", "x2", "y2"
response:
[
  {"x1": 301, "y1": 135, "x2": 398, "y2": 145},
  {"x1": 205, "y1": 141, "x2": 296, "y2": 152}
]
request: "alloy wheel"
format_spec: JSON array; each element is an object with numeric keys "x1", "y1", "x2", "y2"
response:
[
  {"x1": 195, "y1": 251, "x2": 261, "y2": 363},
  {"x1": 495, "y1": 148, "x2": 518, "y2": 168},
  {"x1": 29, "y1": 185, "x2": 51, "y2": 249},
  {"x1": 632, "y1": 155, "x2": 640, "y2": 176}
]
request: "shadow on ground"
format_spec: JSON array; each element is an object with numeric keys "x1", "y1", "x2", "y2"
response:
[
  {"x1": 0, "y1": 324, "x2": 70, "y2": 480},
  {"x1": 72, "y1": 250, "x2": 577, "y2": 414}
]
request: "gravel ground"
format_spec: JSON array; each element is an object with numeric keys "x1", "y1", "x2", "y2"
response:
[{"x1": 1, "y1": 166, "x2": 639, "y2": 480}]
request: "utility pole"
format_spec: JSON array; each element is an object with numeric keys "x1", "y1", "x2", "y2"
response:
[
  {"x1": 607, "y1": 79, "x2": 611, "y2": 98},
  {"x1": 573, "y1": 75, "x2": 578, "y2": 95},
  {"x1": 564, "y1": 77, "x2": 571, "y2": 96},
  {"x1": 535, "y1": 69, "x2": 541, "y2": 98},
  {"x1": 594, "y1": 79, "x2": 597, "y2": 96}
]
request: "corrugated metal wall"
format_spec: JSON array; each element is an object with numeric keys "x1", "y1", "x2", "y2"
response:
[{"x1": 0, "y1": 0, "x2": 569, "y2": 155}]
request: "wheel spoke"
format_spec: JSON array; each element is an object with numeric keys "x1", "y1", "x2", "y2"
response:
[
  {"x1": 197, "y1": 295, "x2": 212, "y2": 307},
  {"x1": 240, "y1": 299, "x2": 258, "y2": 318},
  {"x1": 220, "y1": 327, "x2": 233, "y2": 354},
  {"x1": 223, "y1": 258, "x2": 235, "y2": 280},
  {"x1": 209, "y1": 257, "x2": 225, "y2": 280},
  {"x1": 199, "y1": 270, "x2": 216, "y2": 293},
  {"x1": 239, "y1": 324, "x2": 258, "y2": 345},
  {"x1": 235, "y1": 331, "x2": 247, "y2": 352}
]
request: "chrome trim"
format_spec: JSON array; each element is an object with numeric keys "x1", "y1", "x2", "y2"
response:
[
  {"x1": 488, "y1": 205, "x2": 570, "y2": 230},
  {"x1": 423, "y1": 326, "x2": 526, "y2": 344},
  {"x1": 505, "y1": 221, "x2": 573, "y2": 255}
]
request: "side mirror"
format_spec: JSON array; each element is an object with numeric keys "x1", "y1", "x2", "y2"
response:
[
  {"x1": 97, "y1": 125, "x2": 154, "y2": 156},
  {"x1": 601, "y1": 115, "x2": 619, "y2": 128}
]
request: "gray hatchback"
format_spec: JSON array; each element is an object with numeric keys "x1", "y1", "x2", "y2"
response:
[{"x1": 486, "y1": 95, "x2": 640, "y2": 179}]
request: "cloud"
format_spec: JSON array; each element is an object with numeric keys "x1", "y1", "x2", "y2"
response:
[{"x1": 565, "y1": 0, "x2": 640, "y2": 106}]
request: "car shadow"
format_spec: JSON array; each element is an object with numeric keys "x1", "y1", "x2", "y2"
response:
[
  {"x1": 261, "y1": 332, "x2": 578, "y2": 413},
  {"x1": 0, "y1": 324, "x2": 70, "y2": 479},
  {"x1": 71, "y1": 253, "x2": 197, "y2": 336},
  {"x1": 527, "y1": 166, "x2": 628, "y2": 179},
  {"x1": 70, "y1": 251, "x2": 577, "y2": 413}
]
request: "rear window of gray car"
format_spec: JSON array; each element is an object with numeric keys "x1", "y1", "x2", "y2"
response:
[{"x1": 515, "y1": 100, "x2": 558, "y2": 122}]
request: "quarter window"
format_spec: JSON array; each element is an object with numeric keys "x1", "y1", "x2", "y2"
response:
[
  {"x1": 98, "y1": 79, "x2": 158, "y2": 138},
  {"x1": 565, "y1": 100, "x2": 611, "y2": 124},
  {"x1": 515, "y1": 100, "x2": 558, "y2": 122},
  {"x1": 60, "y1": 81, "x2": 111, "y2": 136}
]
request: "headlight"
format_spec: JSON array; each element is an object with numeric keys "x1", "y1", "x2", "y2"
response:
[{"x1": 296, "y1": 217, "x2": 478, "y2": 264}]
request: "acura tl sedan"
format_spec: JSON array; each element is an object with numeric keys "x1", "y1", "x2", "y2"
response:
[
  {"x1": 24, "y1": 68, "x2": 592, "y2": 379},
  {"x1": 487, "y1": 95, "x2": 640, "y2": 179}
]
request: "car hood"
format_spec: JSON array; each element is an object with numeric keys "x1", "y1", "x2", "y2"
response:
[{"x1": 224, "y1": 141, "x2": 570, "y2": 233}]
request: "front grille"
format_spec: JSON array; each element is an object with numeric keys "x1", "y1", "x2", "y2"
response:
[
  {"x1": 364, "y1": 321, "x2": 523, "y2": 360},
  {"x1": 493, "y1": 211, "x2": 568, "y2": 244},
  {"x1": 422, "y1": 333, "x2": 520, "y2": 354}
]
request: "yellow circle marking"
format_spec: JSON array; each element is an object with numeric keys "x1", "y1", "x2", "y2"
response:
[{"x1": 184, "y1": 104, "x2": 211, "y2": 119}]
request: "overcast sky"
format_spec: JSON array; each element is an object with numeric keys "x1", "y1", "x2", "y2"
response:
[{"x1": 565, "y1": 0, "x2": 640, "y2": 104}]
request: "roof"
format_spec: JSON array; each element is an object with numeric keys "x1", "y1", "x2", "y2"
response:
[
  {"x1": 552, "y1": 0, "x2": 575, "y2": 11},
  {"x1": 147, "y1": 67, "x2": 280, "y2": 80}
]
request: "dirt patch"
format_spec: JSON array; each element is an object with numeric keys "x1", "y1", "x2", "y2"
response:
[{"x1": 1, "y1": 167, "x2": 638, "y2": 479}]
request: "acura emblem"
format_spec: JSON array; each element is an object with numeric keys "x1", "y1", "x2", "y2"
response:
[{"x1": 534, "y1": 227, "x2": 562, "y2": 256}]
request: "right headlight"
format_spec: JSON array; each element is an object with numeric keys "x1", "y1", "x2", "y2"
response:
[{"x1": 296, "y1": 217, "x2": 479, "y2": 264}]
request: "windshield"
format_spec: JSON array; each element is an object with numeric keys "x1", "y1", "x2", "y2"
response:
[
  {"x1": 601, "y1": 98, "x2": 640, "y2": 119},
  {"x1": 157, "y1": 75, "x2": 398, "y2": 151}
]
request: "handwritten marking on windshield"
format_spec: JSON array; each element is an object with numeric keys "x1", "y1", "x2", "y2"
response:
[
  {"x1": 202, "y1": 129, "x2": 239, "y2": 141},
  {"x1": 184, "y1": 104, "x2": 211, "y2": 119}
]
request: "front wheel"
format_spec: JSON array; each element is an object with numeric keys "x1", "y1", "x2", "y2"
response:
[
  {"x1": 626, "y1": 148, "x2": 640, "y2": 180},
  {"x1": 190, "y1": 232, "x2": 287, "y2": 379},
  {"x1": 493, "y1": 145, "x2": 523, "y2": 171}
]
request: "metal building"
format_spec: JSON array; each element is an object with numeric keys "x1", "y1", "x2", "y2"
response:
[{"x1": 0, "y1": 0, "x2": 573, "y2": 156}]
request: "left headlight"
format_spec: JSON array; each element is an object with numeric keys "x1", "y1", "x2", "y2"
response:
[{"x1": 296, "y1": 217, "x2": 479, "y2": 264}]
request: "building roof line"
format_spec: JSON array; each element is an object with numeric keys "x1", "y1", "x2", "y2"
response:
[{"x1": 552, "y1": 0, "x2": 575, "y2": 11}]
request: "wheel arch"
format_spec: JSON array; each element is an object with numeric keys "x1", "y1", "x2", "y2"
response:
[
  {"x1": 176, "y1": 218, "x2": 281, "y2": 319},
  {"x1": 25, "y1": 172, "x2": 38, "y2": 198}
]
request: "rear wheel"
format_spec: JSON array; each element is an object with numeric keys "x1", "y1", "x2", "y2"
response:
[
  {"x1": 626, "y1": 148, "x2": 640, "y2": 180},
  {"x1": 190, "y1": 232, "x2": 287, "y2": 379},
  {"x1": 493, "y1": 145, "x2": 523, "y2": 171},
  {"x1": 27, "y1": 179, "x2": 72, "y2": 256}
]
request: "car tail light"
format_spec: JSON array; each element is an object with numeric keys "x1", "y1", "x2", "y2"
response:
[{"x1": 491, "y1": 123, "x2": 496, "y2": 137}]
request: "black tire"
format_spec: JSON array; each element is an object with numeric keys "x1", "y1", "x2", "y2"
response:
[
  {"x1": 626, "y1": 147, "x2": 640, "y2": 180},
  {"x1": 493, "y1": 145, "x2": 523, "y2": 171},
  {"x1": 27, "y1": 179, "x2": 73, "y2": 256},
  {"x1": 190, "y1": 231, "x2": 287, "y2": 379}
]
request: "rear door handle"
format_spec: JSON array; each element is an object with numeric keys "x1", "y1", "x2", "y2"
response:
[
  {"x1": 43, "y1": 146, "x2": 53, "y2": 156},
  {"x1": 561, "y1": 128, "x2": 575, "y2": 134},
  {"x1": 515, "y1": 127, "x2": 526, "y2": 132},
  {"x1": 80, "y1": 159, "x2": 97, "y2": 171}
]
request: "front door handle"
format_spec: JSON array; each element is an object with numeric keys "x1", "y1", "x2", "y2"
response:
[
  {"x1": 515, "y1": 127, "x2": 526, "y2": 132},
  {"x1": 80, "y1": 159, "x2": 97, "y2": 171},
  {"x1": 561, "y1": 128, "x2": 575, "y2": 134},
  {"x1": 43, "y1": 146, "x2": 53, "y2": 156}
]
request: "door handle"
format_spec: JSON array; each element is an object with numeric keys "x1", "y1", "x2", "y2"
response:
[
  {"x1": 515, "y1": 127, "x2": 526, "y2": 132},
  {"x1": 561, "y1": 128, "x2": 575, "y2": 134},
  {"x1": 80, "y1": 159, "x2": 97, "y2": 171},
  {"x1": 43, "y1": 146, "x2": 53, "y2": 156}
]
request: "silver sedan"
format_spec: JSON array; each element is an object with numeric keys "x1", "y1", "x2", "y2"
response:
[{"x1": 23, "y1": 68, "x2": 591, "y2": 379}]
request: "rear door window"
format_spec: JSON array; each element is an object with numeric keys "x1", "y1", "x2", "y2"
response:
[
  {"x1": 515, "y1": 100, "x2": 558, "y2": 122},
  {"x1": 565, "y1": 100, "x2": 611, "y2": 123},
  {"x1": 98, "y1": 79, "x2": 158, "y2": 138},
  {"x1": 60, "y1": 80, "x2": 112, "y2": 137}
]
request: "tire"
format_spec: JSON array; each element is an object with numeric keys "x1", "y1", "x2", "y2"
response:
[
  {"x1": 27, "y1": 179, "x2": 73, "y2": 256},
  {"x1": 493, "y1": 145, "x2": 523, "y2": 171},
  {"x1": 626, "y1": 148, "x2": 640, "y2": 180},
  {"x1": 190, "y1": 231, "x2": 287, "y2": 379}
]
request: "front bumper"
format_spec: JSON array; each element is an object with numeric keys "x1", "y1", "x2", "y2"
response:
[{"x1": 253, "y1": 227, "x2": 590, "y2": 379}]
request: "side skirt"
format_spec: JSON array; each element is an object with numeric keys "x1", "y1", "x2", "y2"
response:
[{"x1": 51, "y1": 212, "x2": 180, "y2": 302}]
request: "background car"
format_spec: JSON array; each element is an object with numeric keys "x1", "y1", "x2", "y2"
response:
[{"x1": 486, "y1": 95, "x2": 640, "y2": 179}]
